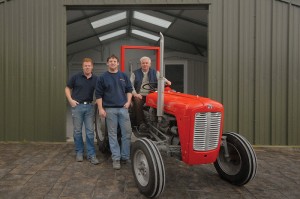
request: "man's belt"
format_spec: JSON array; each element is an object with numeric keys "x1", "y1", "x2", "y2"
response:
[{"x1": 79, "y1": 101, "x2": 92, "y2": 104}]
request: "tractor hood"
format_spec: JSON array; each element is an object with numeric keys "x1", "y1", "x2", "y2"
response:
[{"x1": 146, "y1": 90, "x2": 224, "y2": 115}]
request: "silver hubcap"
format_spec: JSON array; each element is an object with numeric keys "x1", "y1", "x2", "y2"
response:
[
  {"x1": 134, "y1": 150, "x2": 150, "y2": 186},
  {"x1": 218, "y1": 143, "x2": 242, "y2": 175}
]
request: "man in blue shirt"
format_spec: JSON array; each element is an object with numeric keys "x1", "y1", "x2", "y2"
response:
[
  {"x1": 65, "y1": 58, "x2": 99, "y2": 165},
  {"x1": 95, "y1": 54, "x2": 133, "y2": 170}
]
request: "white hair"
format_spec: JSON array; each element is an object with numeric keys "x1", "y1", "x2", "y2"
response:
[{"x1": 140, "y1": 56, "x2": 151, "y2": 64}]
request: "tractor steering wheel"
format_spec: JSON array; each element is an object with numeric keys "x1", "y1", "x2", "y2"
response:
[{"x1": 142, "y1": 82, "x2": 157, "y2": 91}]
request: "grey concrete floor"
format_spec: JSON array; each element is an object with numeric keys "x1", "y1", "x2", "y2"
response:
[{"x1": 0, "y1": 142, "x2": 299, "y2": 199}]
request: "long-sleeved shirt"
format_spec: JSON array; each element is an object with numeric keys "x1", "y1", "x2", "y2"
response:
[{"x1": 95, "y1": 71, "x2": 133, "y2": 108}]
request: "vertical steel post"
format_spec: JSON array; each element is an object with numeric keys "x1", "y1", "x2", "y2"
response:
[{"x1": 157, "y1": 33, "x2": 165, "y2": 120}]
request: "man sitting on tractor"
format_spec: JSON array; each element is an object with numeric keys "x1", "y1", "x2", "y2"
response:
[{"x1": 130, "y1": 56, "x2": 171, "y2": 131}]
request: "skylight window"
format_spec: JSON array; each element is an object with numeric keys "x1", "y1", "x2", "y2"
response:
[
  {"x1": 91, "y1": 11, "x2": 127, "y2": 29},
  {"x1": 131, "y1": 29, "x2": 160, "y2": 41},
  {"x1": 99, "y1": 29, "x2": 127, "y2": 41},
  {"x1": 133, "y1": 11, "x2": 172, "y2": 28}
]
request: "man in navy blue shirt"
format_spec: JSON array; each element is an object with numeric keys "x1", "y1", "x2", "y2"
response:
[
  {"x1": 95, "y1": 54, "x2": 133, "y2": 170},
  {"x1": 65, "y1": 58, "x2": 99, "y2": 165}
]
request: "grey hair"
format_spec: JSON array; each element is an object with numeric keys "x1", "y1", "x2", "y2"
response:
[{"x1": 140, "y1": 56, "x2": 151, "y2": 64}]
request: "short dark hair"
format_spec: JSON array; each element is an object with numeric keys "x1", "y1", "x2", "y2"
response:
[{"x1": 107, "y1": 54, "x2": 119, "y2": 62}]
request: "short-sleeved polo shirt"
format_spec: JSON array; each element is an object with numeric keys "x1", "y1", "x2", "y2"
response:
[{"x1": 66, "y1": 72, "x2": 97, "y2": 102}]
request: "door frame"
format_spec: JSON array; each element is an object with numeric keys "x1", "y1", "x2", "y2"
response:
[{"x1": 164, "y1": 60, "x2": 188, "y2": 93}]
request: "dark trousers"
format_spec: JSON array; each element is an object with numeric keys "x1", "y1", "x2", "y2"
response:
[{"x1": 132, "y1": 96, "x2": 146, "y2": 126}]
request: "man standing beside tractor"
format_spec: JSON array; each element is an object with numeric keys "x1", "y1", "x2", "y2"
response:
[
  {"x1": 95, "y1": 54, "x2": 133, "y2": 170},
  {"x1": 65, "y1": 58, "x2": 100, "y2": 165}
]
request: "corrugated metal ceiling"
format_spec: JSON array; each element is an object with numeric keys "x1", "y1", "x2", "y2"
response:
[{"x1": 67, "y1": 6, "x2": 208, "y2": 57}]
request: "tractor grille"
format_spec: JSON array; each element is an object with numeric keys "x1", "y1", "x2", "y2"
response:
[{"x1": 193, "y1": 112, "x2": 221, "y2": 151}]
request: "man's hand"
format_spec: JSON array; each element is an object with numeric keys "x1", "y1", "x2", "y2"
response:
[
  {"x1": 65, "y1": 87, "x2": 79, "y2": 107},
  {"x1": 123, "y1": 101, "x2": 131, "y2": 109},
  {"x1": 99, "y1": 108, "x2": 106, "y2": 118},
  {"x1": 166, "y1": 80, "x2": 172, "y2": 86},
  {"x1": 69, "y1": 99, "x2": 79, "y2": 107},
  {"x1": 134, "y1": 93, "x2": 143, "y2": 100}
]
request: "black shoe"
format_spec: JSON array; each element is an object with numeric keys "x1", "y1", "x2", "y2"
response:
[
  {"x1": 121, "y1": 159, "x2": 131, "y2": 164},
  {"x1": 138, "y1": 123, "x2": 148, "y2": 132}
]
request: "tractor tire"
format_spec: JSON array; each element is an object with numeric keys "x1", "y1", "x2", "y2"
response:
[
  {"x1": 131, "y1": 138, "x2": 165, "y2": 198},
  {"x1": 214, "y1": 132, "x2": 257, "y2": 186},
  {"x1": 94, "y1": 105, "x2": 110, "y2": 153}
]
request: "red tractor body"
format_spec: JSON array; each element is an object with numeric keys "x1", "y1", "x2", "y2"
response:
[{"x1": 146, "y1": 90, "x2": 224, "y2": 165}]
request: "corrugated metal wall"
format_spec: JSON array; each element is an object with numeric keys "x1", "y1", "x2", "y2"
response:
[
  {"x1": 0, "y1": 0, "x2": 299, "y2": 145},
  {"x1": 0, "y1": 1, "x2": 4, "y2": 141},
  {"x1": 0, "y1": 0, "x2": 66, "y2": 141},
  {"x1": 208, "y1": 0, "x2": 300, "y2": 145},
  {"x1": 288, "y1": 2, "x2": 300, "y2": 145}
]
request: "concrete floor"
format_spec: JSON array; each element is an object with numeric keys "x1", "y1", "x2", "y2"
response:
[{"x1": 0, "y1": 142, "x2": 299, "y2": 199}]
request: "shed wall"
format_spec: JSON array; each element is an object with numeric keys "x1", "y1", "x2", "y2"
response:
[
  {"x1": 208, "y1": 0, "x2": 300, "y2": 145},
  {"x1": 0, "y1": 2, "x2": 4, "y2": 140},
  {"x1": 0, "y1": 0, "x2": 299, "y2": 145},
  {"x1": 0, "y1": 0, "x2": 66, "y2": 141}
]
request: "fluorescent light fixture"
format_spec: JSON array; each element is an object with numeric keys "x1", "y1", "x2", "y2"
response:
[
  {"x1": 99, "y1": 29, "x2": 126, "y2": 41},
  {"x1": 133, "y1": 11, "x2": 172, "y2": 28},
  {"x1": 91, "y1": 11, "x2": 127, "y2": 29},
  {"x1": 131, "y1": 29, "x2": 160, "y2": 41}
]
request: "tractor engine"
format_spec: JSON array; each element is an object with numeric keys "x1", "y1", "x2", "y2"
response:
[{"x1": 144, "y1": 107, "x2": 179, "y2": 144}]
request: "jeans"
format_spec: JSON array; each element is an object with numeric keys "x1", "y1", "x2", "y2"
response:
[
  {"x1": 105, "y1": 108, "x2": 132, "y2": 161},
  {"x1": 71, "y1": 104, "x2": 96, "y2": 158}
]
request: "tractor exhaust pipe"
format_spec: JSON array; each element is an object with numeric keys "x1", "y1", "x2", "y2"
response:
[{"x1": 157, "y1": 32, "x2": 164, "y2": 122}]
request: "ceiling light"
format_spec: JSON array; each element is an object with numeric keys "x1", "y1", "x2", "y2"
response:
[
  {"x1": 99, "y1": 29, "x2": 127, "y2": 41},
  {"x1": 91, "y1": 11, "x2": 127, "y2": 29},
  {"x1": 131, "y1": 29, "x2": 159, "y2": 41},
  {"x1": 133, "y1": 11, "x2": 172, "y2": 28}
]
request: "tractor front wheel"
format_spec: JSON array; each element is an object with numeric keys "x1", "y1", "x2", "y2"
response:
[
  {"x1": 131, "y1": 138, "x2": 165, "y2": 198},
  {"x1": 214, "y1": 132, "x2": 257, "y2": 186}
]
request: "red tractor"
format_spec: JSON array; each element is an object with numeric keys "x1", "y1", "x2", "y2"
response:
[{"x1": 95, "y1": 34, "x2": 257, "y2": 198}]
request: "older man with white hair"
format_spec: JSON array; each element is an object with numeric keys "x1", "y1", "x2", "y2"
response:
[{"x1": 130, "y1": 56, "x2": 171, "y2": 131}]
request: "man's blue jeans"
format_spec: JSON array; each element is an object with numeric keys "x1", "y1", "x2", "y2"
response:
[
  {"x1": 105, "y1": 108, "x2": 132, "y2": 161},
  {"x1": 71, "y1": 104, "x2": 96, "y2": 158}
]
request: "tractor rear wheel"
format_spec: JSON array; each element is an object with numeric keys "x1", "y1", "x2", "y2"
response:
[
  {"x1": 214, "y1": 132, "x2": 257, "y2": 186},
  {"x1": 94, "y1": 105, "x2": 110, "y2": 153},
  {"x1": 131, "y1": 138, "x2": 165, "y2": 198}
]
